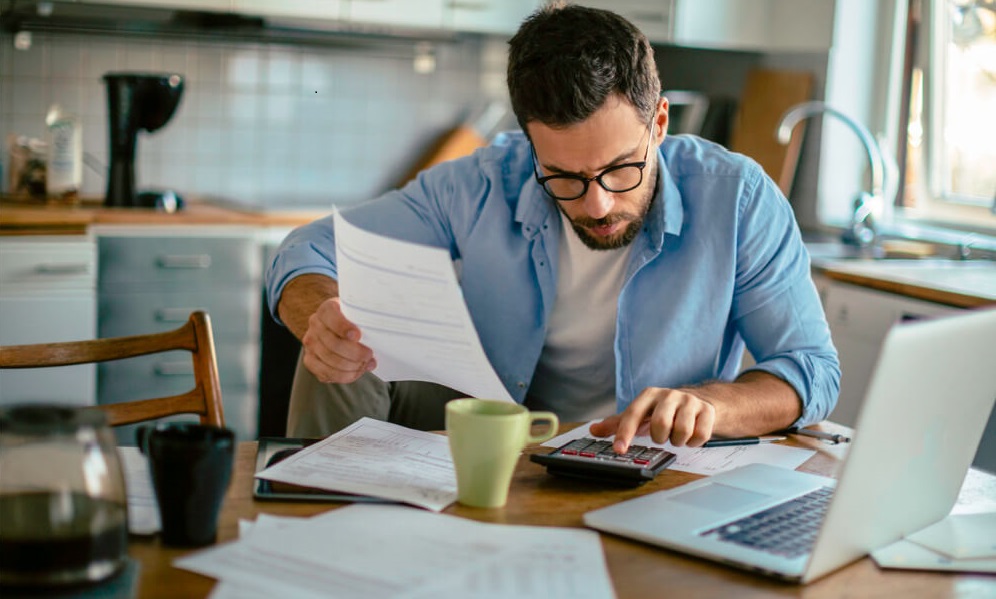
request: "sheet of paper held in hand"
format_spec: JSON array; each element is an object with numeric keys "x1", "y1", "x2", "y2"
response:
[
  {"x1": 255, "y1": 418, "x2": 457, "y2": 511},
  {"x1": 543, "y1": 421, "x2": 815, "y2": 476},
  {"x1": 175, "y1": 505, "x2": 615, "y2": 599},
  {"x1": 333, "y1": 209, "x2": 513, "y2": 402}
]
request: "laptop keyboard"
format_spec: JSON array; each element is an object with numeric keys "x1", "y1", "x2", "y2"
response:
[{"x1": 701, "y1": 486, "x2": 834, "y2": 558}]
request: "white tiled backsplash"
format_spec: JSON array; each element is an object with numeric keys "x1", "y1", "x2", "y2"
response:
[{"x1": 0, "y1": 32, "x2": 499, "y2": 208}]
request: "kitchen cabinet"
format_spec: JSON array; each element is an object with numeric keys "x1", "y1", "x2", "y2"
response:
[
  {"x1": 673, "y1": 0, "x2": 834, "y2": 52},
  {"x1": 76, "y1": 0, "x2": 234, "y2": 12},
  {"x1": 346, "y1": 0, "x2": 445, "y2": 31},
  {"x1": 445, "y1": 0, "x2": 539, "y2": 36},
  {"x1": 813, "y1": 274, "x2": 961, "y2": 427},
  {"x1": 96, "y1": 229, "x2": 262, "y2": 442},
  {"x1": 0, "y1": 236, "x2": 97, "y2": 407},
  {"x1": 231, "y1": 0, "x2": 344, "y2": 20},
  {"x1": 236, "y1": 0, "x2": 446, "y2": 31},
  {"x1": 569, "y1": 0, "x2": 834, "y2": 51},
  {"x1": 570, "y1": 0, "x2": 676, "y2": 45},
  {"x1": 814, "y1": 272, "x2": 995, "y2": 472}
]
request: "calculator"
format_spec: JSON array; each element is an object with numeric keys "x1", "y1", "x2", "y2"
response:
[{"x1": 530, "y1": 437, "x2": 677, "y2": 485}]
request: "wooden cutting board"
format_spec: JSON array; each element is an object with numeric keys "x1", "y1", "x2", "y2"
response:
[
  {"x1": 729, "y1": 68, "x2": 814, "y2": 197},
  {"x1": 396, "y1": 125, "x2": 487, "y2": 188}
]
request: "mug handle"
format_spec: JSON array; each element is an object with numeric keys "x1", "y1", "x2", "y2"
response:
[
  {"x1": 135, "y1": 425, "x2": 152, "y2": 456},
  {"x1": 525, "y1": 411, "x2": 559, "y2": 444}
]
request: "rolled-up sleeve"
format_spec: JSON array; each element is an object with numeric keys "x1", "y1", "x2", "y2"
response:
[
  {"x1": 265, "y1": 215, "x2": 339, "y2": 324},
  {"x1": 732, "y1": 173, "x2": 841, "y2": 426}
]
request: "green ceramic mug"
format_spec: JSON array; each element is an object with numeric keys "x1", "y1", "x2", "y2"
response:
[{"x1": 445, "y1": 398, "x2": 559, "y2": 508}]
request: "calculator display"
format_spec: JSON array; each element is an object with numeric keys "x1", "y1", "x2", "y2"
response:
[{"x1": 530, "y1": 437, "x2": 677, "y2": 485}]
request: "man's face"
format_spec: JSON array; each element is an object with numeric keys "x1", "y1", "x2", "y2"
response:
[{"x1": 527, "y1": 94, "x2": 666, "y2": 250}]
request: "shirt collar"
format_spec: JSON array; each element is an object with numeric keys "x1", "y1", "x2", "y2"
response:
[{"x1": 646, "y1": 148, "x2": 685, "y2": 248}]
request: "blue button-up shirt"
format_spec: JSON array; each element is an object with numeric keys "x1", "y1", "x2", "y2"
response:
[{"x1": 267, "y1": 132, "x2": 840, "y2": 426}]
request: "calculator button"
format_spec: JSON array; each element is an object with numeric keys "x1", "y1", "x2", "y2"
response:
[
  {"x1": 596, "y1": 447, "x2": 619, "y2": 459},
  {"x1": 560, "y1": 439, "x2": 596, "y2": 453},
  {"x1": 586, "y1": 441, "x2": 613, "y2": 453},
  {"x1": 561, "y1": 449, "x2": 578, "y2": 455}
]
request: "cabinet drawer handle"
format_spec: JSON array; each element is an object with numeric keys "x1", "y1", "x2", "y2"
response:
[
  {"x1": 34, "y1": 263, "x2": 91, "y2": 275},
  {"x1": 630, "y1": 11, "x2": 670, "y2": 24},
  {"x1": 447, "y1": 1, "x2": 487, "y2": 10},
  {"x1": 156, "y1": 255, "x2": 212, "y2": 269},
  {"x1": 155, "y1": 308, "x2": 205, "y2": 323},
  {"x1": 154, "y1": 362, "x2": 194, "y2": 376}
]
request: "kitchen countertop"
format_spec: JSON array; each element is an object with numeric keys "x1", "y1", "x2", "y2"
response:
[
  {"x1": 4, "y1": 199, "x2": 994, "y2": 308},
  {"x1": 811, "y1": 257, "x2": 996, "y2": 309},
  {"x1": 0, "y1": 196, "x2": 330, "y2": 235}
]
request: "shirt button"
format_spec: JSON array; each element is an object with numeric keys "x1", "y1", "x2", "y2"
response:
[{"x1": 517, "y1": 381, "x2": 526, "y2": 389}]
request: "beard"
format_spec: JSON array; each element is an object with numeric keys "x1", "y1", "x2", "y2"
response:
[
  {"x1": 561, "y1": 173, "x2": 657, "y2": 251},
  {"x1": 567, "y1": 214, "x2": 645, "y2": 250}
]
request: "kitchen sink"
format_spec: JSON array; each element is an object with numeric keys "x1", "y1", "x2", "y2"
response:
[{"x1": 806, "y1": 240, "x2": 996, "y2": 263}]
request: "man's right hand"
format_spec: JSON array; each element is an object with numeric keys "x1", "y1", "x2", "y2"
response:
[
  {"x1": 276, "y1": 274, "x2": 376, "y2": 384},
  {"x1": 300, "y1": 297, "x2": 376, "y2": 383}
]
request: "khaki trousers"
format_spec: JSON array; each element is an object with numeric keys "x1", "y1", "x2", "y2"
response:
[{"x1": 284, "y1": 353, "x2": 465, "y2": 437}]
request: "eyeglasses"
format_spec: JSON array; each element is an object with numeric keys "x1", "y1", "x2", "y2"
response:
[{"x1": 531, "y1": 115, "x2": 655, "y2": 202}]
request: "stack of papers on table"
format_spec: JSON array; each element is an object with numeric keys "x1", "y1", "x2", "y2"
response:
[
  {"x1": 255, "y1": 418, "x2": 458, "y2": 511},
  {"x1": 175, "y1": 504, "x2": 616, "y2": 599},
  {"x1": 118, "y1": 446, "x2": 160, "y2": 534},
  {"x1": 872, "y1": 512, "x2": 996, "y2": 573}
]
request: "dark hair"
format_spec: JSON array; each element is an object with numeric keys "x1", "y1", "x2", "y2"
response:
[{"x1": 507, "y1": 3, "x2": 661, "y2": 131}]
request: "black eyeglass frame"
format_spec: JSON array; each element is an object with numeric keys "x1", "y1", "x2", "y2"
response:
[{"x1": 531, "y1": 114, "x2": 657, "y2": 202}]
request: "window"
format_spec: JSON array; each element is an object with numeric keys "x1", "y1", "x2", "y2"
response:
[{"x1": 904, "y1": 0, "x2": 996, "y2": 213}]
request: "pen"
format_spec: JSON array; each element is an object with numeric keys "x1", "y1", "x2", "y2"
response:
[
  {"x1": 702, "y1": 435, "x2": 786, "y2": 448},
  {"x1": 785, "y1": 427, "x2": 851, "y2": 444}
]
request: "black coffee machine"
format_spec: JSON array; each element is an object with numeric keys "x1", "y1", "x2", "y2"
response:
[{"x1": 104, "y1": 72, "x2": 184, "y2": 210}]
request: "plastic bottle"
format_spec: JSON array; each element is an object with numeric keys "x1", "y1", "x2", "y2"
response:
[{"x1": 44, "y1": 105, "x2": 82, "y2": 198}]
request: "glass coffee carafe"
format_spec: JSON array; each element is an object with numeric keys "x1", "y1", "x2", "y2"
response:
[{"x1": 0, "y1": 404, "x2": 128, "y2": 588}]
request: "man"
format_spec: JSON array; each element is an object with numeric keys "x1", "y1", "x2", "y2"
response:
[{"x1": 266, "y1": 4, "x2": 840, "y2": 453}]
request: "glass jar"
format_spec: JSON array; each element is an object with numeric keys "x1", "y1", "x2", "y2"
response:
[{"x1": 0, "y1": 404, "x2": 128, "y2": 588}]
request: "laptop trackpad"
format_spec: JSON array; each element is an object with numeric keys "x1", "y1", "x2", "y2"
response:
[{"x1": 671, "y1": 483, "x2": 771, "y2": 514}]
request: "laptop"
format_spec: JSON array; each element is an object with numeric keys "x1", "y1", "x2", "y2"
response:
[{"x1": 584, "y1": 307, "x2": 996, "y2": 583}]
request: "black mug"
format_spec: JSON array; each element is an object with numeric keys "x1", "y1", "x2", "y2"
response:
[{"x1": 136, "y1": 423, "x2": 234, "y2": 548}]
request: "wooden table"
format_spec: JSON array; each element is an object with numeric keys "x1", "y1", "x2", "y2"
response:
[{"x1": 129, "y1": 424, "x2": 996, "y2": 598}]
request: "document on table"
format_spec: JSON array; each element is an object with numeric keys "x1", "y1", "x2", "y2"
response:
[
  {"x1": 333, "y1": 209, "x2": 513, "y2": 402},
  {"x1": 255, "y1": 418, "x2": 458, "y2": 511},
  {"x1": 177, "y1": 505, "x2": 615, "y2": 599},
  {"x1": 871, "y1": 512, "x2": 996, "y2": 574},
  {"x1": 117, "y1": 446, "x2": 160, "y2": 535},
  {"x1": 542, "y1": 421, "x2": 815, "y2": 476}
]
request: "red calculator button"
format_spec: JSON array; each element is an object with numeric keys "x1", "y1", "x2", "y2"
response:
[
  {"x1": 561, "y1": 449, "x2": 578, "y2": 455},
  {"x1": 579, "y1": 451, "x2": 597, "y2": 458},
  {"x1": 633, "y1": 458, "x2": 650, "y2": 465}
]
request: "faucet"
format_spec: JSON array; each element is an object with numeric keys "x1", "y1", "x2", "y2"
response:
[{"x1": 777, "y1": 101, "x2": 887, "y2": 248}]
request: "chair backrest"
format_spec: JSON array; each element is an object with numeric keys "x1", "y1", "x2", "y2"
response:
[{"x1": 0, "y1": 311, "x2": 224, "y2": 428}]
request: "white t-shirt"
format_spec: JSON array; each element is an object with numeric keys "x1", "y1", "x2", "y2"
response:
[{"x1": 525, "y1": 212, "x2": 633, "y2": 421}]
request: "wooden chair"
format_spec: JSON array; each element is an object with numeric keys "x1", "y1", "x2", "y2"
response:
[{"x1": 0, "y1": 311, "x2": 224, "y2": 427}]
